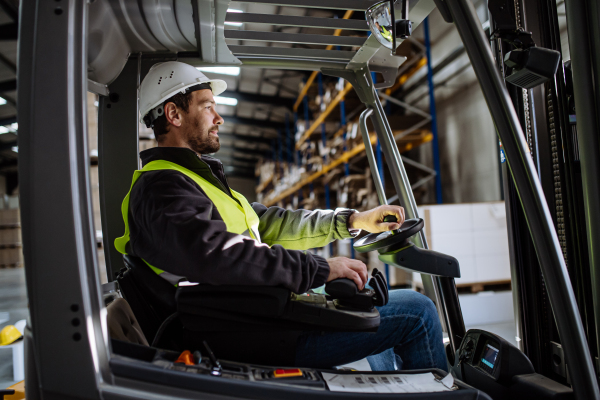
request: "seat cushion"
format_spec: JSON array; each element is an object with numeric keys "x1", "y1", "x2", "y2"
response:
[{"x1": 107, "y1": 298, "x2": 149, "y2": 346}]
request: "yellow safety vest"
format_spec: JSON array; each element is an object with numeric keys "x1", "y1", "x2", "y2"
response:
[{"x1": 115, "y1": 160, "x2": 261, "y2": 284}]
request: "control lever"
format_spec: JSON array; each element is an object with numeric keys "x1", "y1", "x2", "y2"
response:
[
  {"x1": 369, "y1": 268, "x2": 389, "y2": 306},
  {"x1": 202, "y1": 341, "x2": 222, "y2": 376},
  {"x1": 325, "y1": 269, "x2": 389, "y2": 311}
]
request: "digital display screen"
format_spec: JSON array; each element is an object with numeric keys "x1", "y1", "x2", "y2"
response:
[{"x1": 481, "y1": 344, "x2": 499, "y2": 369}]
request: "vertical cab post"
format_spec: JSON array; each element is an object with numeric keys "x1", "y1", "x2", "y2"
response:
[
  {"x1": 17, "y1": 0, "x2": 108, "y2": 397},
  {"x1": 98, "y1": 57, "x2": 141, "y2": 281}
]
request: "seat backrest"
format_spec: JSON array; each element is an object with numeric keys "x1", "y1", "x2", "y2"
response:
[{"x1": 117, "y1": 255, "x2": 177, "y2": 344}]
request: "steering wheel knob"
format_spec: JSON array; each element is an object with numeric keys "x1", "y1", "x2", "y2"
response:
[
  {"x1": 353, "y1": 218, "x2": 425, "y2": 253},
  {"x1": 383, "y1": 215, "x2": 398, "y2": 223}
]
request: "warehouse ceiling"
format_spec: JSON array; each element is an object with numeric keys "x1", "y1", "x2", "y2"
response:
[
  {"x1": 191, "y1": 1, "x2": 370, "y2": 176},
  {"x1": 0, "y1": 0, "x2": 375, "y2": 179},
  {"x1": 0, "y1": 0, "x2": 570, "y2": 181}
]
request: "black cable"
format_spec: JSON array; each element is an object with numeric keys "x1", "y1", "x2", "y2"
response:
[{"x1": 151, "y1": 312, "x2": 179, "y2": 348}]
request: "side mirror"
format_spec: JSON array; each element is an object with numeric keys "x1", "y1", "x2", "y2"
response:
[{"x1": 366, "y1": 0, "x2": 412, "y2": 55}]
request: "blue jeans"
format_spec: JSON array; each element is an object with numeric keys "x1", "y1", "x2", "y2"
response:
[{"x1": 295, "y1": 289, "x2": 447, "y2": 371}]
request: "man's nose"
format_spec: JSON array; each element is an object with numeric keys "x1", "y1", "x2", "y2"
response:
[{"x1": 215, "y1": 111, "x2": 224, "y2": 125}]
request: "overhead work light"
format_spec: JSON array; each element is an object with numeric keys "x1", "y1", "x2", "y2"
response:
[
  {"x1": 197, "y1": 66, "x2": 241, "y2": 76},
  {"x1": 214, "y1": 96, "x2": 238, "y2": 106},
  {"x1": 365, "y1": 0, "x2": 412, "y2": 55}
]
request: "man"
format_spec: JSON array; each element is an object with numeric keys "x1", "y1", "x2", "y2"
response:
[{"x1": 116, "y1": 61, "x2": 446, "y2": 371}]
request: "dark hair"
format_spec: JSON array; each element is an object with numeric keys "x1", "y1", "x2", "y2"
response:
[{"x1": 152, "y1": 83, "x2": 212, "y2": 141}]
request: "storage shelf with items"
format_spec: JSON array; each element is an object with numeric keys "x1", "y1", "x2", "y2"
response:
[{"x1": 260, "y1": 127, "x2": 432, "y2": 207}]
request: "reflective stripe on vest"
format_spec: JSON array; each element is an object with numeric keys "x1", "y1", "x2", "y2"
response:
[{"x1": 115, "y1": 160, "x2": 262, "y2": 284}]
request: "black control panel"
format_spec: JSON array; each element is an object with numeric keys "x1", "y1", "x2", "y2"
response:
[
  {"x1": 453, "y1": 330, "x2": 511, "y2": 381},
  {"x1": 449, "y1": 330, "x2": 573, "y2": 400}
]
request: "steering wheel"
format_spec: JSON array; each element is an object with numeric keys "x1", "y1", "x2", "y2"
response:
[{"x1": 353, "y1": 216, "x2": 424, "y2": 254}]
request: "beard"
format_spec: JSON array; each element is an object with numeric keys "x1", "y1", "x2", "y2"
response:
[{"x1": 185, "y1": 116, "x2": 221, "y2": 154}]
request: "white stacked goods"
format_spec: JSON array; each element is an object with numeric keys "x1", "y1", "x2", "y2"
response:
[{"x1": 412, "y1": 202, "x2": 511, "y2": 289}]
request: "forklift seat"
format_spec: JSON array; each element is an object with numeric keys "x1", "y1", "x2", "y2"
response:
[
  {"x1": 106, "y1": 298, "x2": 149, "y2": 346},
  {"x1": 117, "y1": 254, "x2": 383, "y2": 366},
  {"x1": 118, "y1": 254, "x2": 177, "y2": 345}
]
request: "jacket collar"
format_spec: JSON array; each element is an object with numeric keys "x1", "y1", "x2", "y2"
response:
[{"x1": 140, "y1": 147, "x2": 232, "y2": 196}]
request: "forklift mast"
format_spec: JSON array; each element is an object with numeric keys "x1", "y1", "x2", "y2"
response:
[{"x1": 487, "y1": 0, "x2": 600, "y2": 385}]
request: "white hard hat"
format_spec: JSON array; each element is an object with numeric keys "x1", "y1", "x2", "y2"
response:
[{"x1": 139, "y1": 61, "x2": 227, "y2": 126}]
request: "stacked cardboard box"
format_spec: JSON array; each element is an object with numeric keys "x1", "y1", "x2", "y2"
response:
[
  {"x1": 258, "y1": 161, "x2": 305, "y2": 206},
  {"x1": 0, "y1": 203, "x2": 23, "y2": 268}
]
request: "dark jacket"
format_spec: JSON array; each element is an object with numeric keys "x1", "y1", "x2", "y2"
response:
[{"x1": 127, "y1": 147, "x2": 356, "y2": 294}]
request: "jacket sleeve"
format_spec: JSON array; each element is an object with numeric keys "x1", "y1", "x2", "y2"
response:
[
  {"x1": 128, "y1": 171, "x2": 330, "y2": 293},
  {"x1": 251, "y1": 203, "x2": 357, "y2": 250}
]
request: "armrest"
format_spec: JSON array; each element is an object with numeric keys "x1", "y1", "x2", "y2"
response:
[
  {"x1": 176, "y1": 285, "x2": 291, "y2": 319},
  {"x1": 176, "y1": 284, "x2": 381, "y2": 333}
]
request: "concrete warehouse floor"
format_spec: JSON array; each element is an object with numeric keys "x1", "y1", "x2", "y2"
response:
[{"x1": 0, "y1": 268, "x2": 27, "y2": 389}]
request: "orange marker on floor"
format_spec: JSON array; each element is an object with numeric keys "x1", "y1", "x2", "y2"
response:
[{"x1": 175, "y1": 350, "x2": 195, "y2": 366}]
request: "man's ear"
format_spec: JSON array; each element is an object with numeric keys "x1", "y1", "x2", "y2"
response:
[{"x1": 164, "y1": 102, "x2": 182, "y2": 127}]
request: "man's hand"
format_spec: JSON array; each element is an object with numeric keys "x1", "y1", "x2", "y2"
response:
[
  {"x1": 326, "y1": 257, "x2": 368, "y2": 290},
  {"x1": 348, "y1": 205, "x2": 405, "y2": 233}
]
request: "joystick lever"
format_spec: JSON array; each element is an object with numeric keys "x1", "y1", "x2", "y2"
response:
[
  {"x1": 369, "y1": 268, "x2": 389, "y2": 306},
  {"x1": 325, "y1": 269, "x2": 389, "y2": 311}
]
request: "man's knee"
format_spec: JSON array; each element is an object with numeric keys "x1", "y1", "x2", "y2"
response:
[{"x1": 386, "y1": 289, "x2": 439, "y2": 324}]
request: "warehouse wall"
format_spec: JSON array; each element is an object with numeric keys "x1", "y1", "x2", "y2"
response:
[
  {"x1": 407, "y1": 6, "x2": 502, "y2": 205},
  {"x1": 433, "y1": 84, "x2": 502, "y2": 203}
]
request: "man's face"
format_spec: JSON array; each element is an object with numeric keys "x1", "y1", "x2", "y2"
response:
[{"x1": 180, "y1": 89, "x2": 224, "y2": 154}]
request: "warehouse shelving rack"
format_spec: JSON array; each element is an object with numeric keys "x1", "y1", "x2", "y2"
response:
[
  {"x1": 261, "y1": 129, "x2": 433, "y2": 207},
  {"x1": 257, "y1": 30, "x2": 439, "y2": 210}
]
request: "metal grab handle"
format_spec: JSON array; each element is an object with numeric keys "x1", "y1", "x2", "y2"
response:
[
  {"x1": 359, "y1": 108, "x2": 387, "y2": 205},
  {"x1": 320, "y1": 66, "x2": 464, "y2": 356}
]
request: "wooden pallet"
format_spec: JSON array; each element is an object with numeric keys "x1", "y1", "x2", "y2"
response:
[
  {"x1": 414, "y1": 279, "x2": 512, "y2": 294},
  {"x1": 0, "y1": 243, "x2": 22, "y2": 249},
  {"x1": 0, "y1": 262, "x2": 24, "y2": 269},
  {"x1": 456, "y1": 280, "x2": 512, "y2": 294}
]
